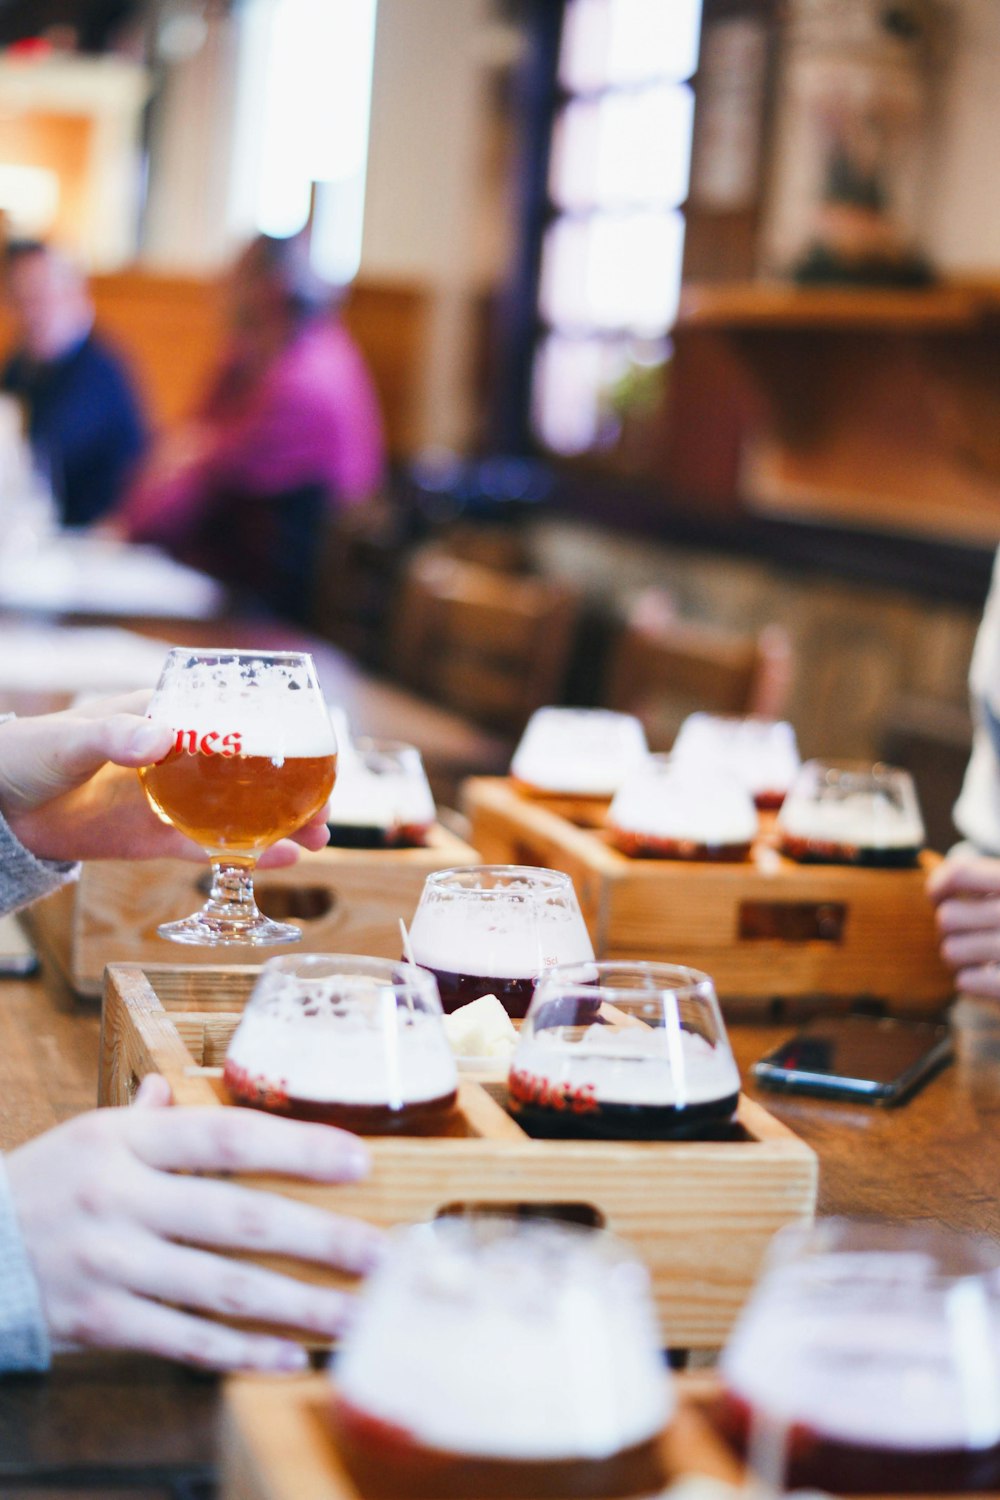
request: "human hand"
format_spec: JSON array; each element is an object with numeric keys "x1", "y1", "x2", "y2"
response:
[
  {"x1": 0, "y1": 694, "x2": 330, "y2": 864},
  {"x1": 927, "y1": 854, "x2": 1000, "y2": 1001},
  {"x1": 5, "y1": 1075, "x2": 383, "y2": 1371}
]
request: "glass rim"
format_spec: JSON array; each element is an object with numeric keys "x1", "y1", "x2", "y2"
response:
[
  {"x1": 353, "y1": 736, "x2": 421, "y2": 755},
  {"x1": 161, "y1": 646, "x2": 318, "y2": 664},
  {"x1": 423, "y1": 864, "x2": 575, "y2": 891},
  {"x1": 764, "y1": 1215, "x2": 1000, "y2": 1284},
  {"x1": 533, "y1": 958, "x2": 717, "y2": 999},
  {"x1": 254, "y1": 951, "x2": 441, "y2": 1002}
]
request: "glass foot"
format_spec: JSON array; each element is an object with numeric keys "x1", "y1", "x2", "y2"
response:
[{"x1": 157, "y1": 912, "x2": 303, "y2": 947}]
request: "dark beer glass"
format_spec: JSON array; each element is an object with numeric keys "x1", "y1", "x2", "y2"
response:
[
  {"x1": 719, "y1": 1219, "x2": 1000, "y2": 1494},
  {"x1": 223, "y1": 953, "x2": 458, "y2": 1133},
  {"x1": 407, "y1": 866, "x2": 595, "y2": 1018},
  {"x1": 776, "y1": 761, "x2": 925, "y2": 867},
  {"x1": 330, "y1": 1215, "x2": 673, "y2": 1499},
  {"x1": 607, "y1": 755, "x2": 758, "y2": 861},
  {"x1": 326, "y1": 737, "x2": 435, "y2": 848},
  {"x1": 509, "y1": 961, "x2": 740, "y2": 1140}
]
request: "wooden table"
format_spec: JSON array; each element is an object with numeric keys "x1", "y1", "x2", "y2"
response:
[{"x1": 1, "y1": 954, "x2": 998, "y2": 1492}]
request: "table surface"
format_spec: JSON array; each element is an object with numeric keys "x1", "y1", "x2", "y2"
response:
[{"x1": 1, "y1": 952, "x2": 998, "y2": 1491}]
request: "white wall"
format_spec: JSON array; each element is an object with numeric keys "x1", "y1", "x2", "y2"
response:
[
  {"x1": 923, "y1": 0, "x2": 1000, "y2": 274},
  {"x1": 361, "y1": 0, "x2": 499, "y2": 450}
]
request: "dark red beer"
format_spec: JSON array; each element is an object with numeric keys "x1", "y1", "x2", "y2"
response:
[
  {"x1": 223, "y1": 1061, "x2": 457, "y2": 1134},
  {"x1": 330, "y1": 1396, "x2": 666, "y2": 1500},
  {"x1": 715, "y1": 1390, "x2": 1000, "y2": 1495}
]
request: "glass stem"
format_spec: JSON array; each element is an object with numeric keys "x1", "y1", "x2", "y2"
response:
[{"x1": 203, "y1": 858, "x2": 260, "y2": 924}]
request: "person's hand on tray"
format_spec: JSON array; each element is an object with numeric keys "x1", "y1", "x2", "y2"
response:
[
  {"x1": 5, "y1": 1074, "x2": 383, "y2": 1371},
  {"x1": 0, "y1": 692, "x2": 331, "y2": 864},
  {"x1": 928, "y1": 852, "x2": 1000, "y2": 1001}
]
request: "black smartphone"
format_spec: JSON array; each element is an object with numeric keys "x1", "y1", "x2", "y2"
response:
[{"x1": 752, "y1": 1014, "x2": 952, "y2": 1106}]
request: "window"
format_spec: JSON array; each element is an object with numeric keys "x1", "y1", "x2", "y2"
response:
[
  {"x1": 233, "y1": 0, "x2": 377, "y2": 284},
  {"x1": 531, "y1": 0, "x2": 702, "y2": 455}
]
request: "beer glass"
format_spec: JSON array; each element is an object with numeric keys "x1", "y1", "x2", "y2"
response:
[
  {"x1": 776, "y1": 760, "x2": 925, "y2": 866},
  {"x1": 510, "y1": 706, "x2": 649, "y2": 797},
  {"x1": 139, "y1": 648, "x2": 337, "y2": 945},
  {"x1": 719, "y1": 1219, "x2": 1000, "y2": 1494},
  {"x1": 330, "y1": 1214, "x2": 673, "y2": 1499},
  {"x1": 407, "y1": 865, "x2": 595, "y2": 1018},
  {"x1": 223, "y1": 954, "x2": 458, "y2": 1132},
  {"x1": 671, "y1": 713, "x2": 800, "y2": 810},
  {"x1": 326, "y1": 737, "x2": 435, "y2": 848},
  {"x1": 509, "y1": 960, "x2": 740, "y2": 1139},
  {"x1": 607, "y1": 754, "x2": 758, "y2": 861}
]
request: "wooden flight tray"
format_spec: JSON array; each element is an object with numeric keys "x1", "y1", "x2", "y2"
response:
[
  {"x1": 26, "y1": 824, "x2": 479, "y2": 998},
  {"x1": 100, "y1": 964, "x2": 818, "y2": 1352},
  {"x1": 220, "y1": 1372, "x2": 992, "y2": 1500},
  {"x1": 463, "y1": 777, "x2": 954, "y2": 1016}
]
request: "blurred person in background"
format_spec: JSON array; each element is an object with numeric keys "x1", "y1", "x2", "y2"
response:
[
  {"x1": 1, "y1": 240, "x2": 147, "y2": 527},
  {"x1": 105, "y1": 233, "x2": 385, "y2": 623}
]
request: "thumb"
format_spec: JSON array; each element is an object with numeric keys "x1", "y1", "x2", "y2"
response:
[
  {"x1": 92, "y1": 715, "x2": 174, "y2": 770},
  {"x1": 132, "y1": 1074, "x2": 174, "y2": 1109}
]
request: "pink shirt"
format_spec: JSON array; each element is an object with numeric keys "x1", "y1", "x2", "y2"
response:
[{"x1": 118, "y1": 319, "x2": 385, "y2": 549}]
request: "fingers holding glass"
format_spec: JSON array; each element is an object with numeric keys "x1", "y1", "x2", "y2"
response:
[{"x1": 139, "y1": 648, "x2": 337, "y2": 945}]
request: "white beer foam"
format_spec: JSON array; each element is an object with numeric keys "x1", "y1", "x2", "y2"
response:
[
  {"x1": 226, "y1": 983, "x2": 456, "y2": 1106},
  {"x1": 672, "y1": 715, "x2": 800, "y2": 801},
  {"x1": 608, "y1": 761, "x2": 758, "y2": 845},
  {"x1": 723, "y1": 1254, "x2": 1000, "y2": 1451},
  {"x1": 512, "y1": 1025, "x2": 740, "y2": 1108},
  {"x1": 409, "y1": 898, "x2": 594, "y2": 979},
  {"x1": 337, "y1": 1224, "x2": 673, "y2": 1459},
  {"x1": 148, "y1": 656, "x2": 337, "y2": 759},
  {"x1": 511, "y1": 708, "x2": 649, "y2": 796}
]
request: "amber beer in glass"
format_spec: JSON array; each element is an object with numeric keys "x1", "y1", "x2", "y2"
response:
[{"x1": 139, "y1": 648, "x2": 337, "y2": 945}]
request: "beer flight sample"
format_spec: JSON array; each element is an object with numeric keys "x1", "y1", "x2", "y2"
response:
[
  {"x1": 717, "y1": 1220, "x2": 1000, "y2": 1494},
  {"x1": 223, "y1": 955, "x2": 459, "y2": 1133},
  {"x1": 407, "y1": 866, "x2": 595, "y2": 1019},
  {"x1": 139, "y1": 648, "x2": 337, "y2": 945},
  {"x1": 607, "y1": 754, "x2": 759, "y2": 862},
  {"x1": 508, "y1": 962, "x2": 741, "y2": 1140},
  {"x1": 330, "y1": 1216, "x2": 672, "y2": 1500},
  {"x1": 776, "y1": 761, "x2": 926, "y2": 867},
  {"x1": 325, "y1": 736, "x2": 436, "y2": 849}
]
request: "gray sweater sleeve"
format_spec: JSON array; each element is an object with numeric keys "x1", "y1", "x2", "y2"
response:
[
  {"x1": 0, "y1": 1157, "x2": 50, "y2": 1371},
  {"x1": 0, "y1": 716, "x2": 70, "y2": 1368},
  {"x1": 0, "y1": 714, "x2": 79, "y2": 916}
]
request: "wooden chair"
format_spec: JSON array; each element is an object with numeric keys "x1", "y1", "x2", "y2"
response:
[
  {"x1": 390, "y1": 551, "x2": 579, "y2": 736},
  {"x1": 605, "y1": 599, "x2": 794, "y2": 750}
]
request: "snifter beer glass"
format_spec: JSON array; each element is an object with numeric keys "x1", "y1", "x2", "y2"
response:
[
  {"x1": 509, "y1": 961, "x2": 740, "y2": 1139},
  {"x1": 776, "y1": 760, "x2": 925, "y2": 866},
  {"x1": 330, "y1": 1215, "x2": 673, "y2": 1499},
  {"x1": 719, "y1": 1219, "x2": 1000, "y2": 1494},
  {"x1": 223, "y1": 954, "x2": 458, "y2": 1132},
  {"x1": 139, "y1": 648, "x2": 337, "y2": 945},
  {"x1": 407, "y1": 865, "x2": 595, "y2": 1018}
]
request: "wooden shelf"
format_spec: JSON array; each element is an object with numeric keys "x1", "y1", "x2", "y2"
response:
[{"x1": 677, "y1": 281, "x2": 989, "y2": 332}]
